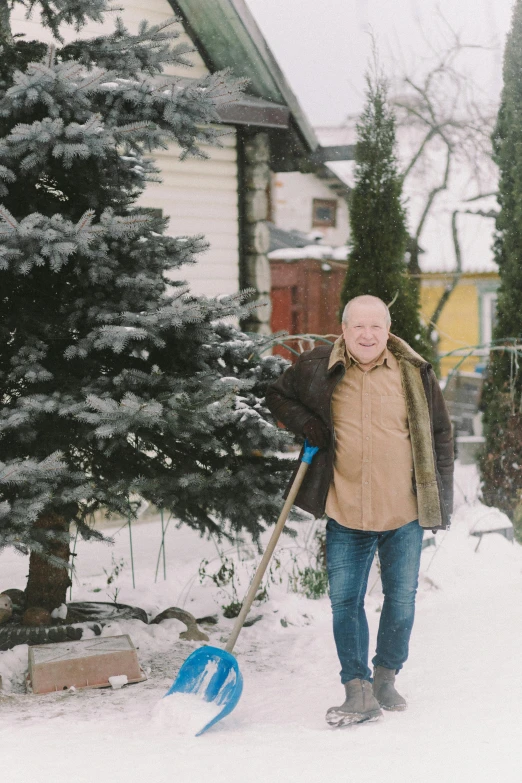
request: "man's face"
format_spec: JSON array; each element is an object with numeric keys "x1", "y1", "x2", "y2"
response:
[{"x1": 342, "y1": 301, "x2": 390, "y2": 366}]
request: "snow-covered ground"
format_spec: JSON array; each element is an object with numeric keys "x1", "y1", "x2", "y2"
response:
[{"x1": 1, "y1": 461, "x2": 522, "y2": 783}]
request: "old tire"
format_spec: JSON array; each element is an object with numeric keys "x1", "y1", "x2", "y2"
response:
[
  {"x1": 0, "y1": 602, "x2": 146, "y2": 650},
  {"x1": 0, "y1": 622, "x2": 103, "y2": 652}
]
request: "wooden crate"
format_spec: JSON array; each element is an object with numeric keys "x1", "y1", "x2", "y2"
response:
[{"x1": 28, "y1": 634, "x2": 146, "y2": 694}]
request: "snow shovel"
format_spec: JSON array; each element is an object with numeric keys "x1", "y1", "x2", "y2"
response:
[{"x1": 164, "y1": 441, "x2": 320, "y2": 735}]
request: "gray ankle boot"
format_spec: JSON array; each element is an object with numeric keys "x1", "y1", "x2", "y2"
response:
[
  {"x1": 372, "y1": 666, "x2": 407, "y2": 711},
  {"x1": 326, "y1": 679, "x2": 383, "y2": 727}
]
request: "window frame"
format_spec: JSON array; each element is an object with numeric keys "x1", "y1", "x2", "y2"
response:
[
  {"x1": 481, "y1": 291, "x2": 498, "y2": 346},
  {"x1": 312, "y1": 198, "x2": 338, "y2": 228}
]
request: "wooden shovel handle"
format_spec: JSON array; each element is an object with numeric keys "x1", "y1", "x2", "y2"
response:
[{"x1": 225, "y1": 449, "x2": 316, "y2": 654}]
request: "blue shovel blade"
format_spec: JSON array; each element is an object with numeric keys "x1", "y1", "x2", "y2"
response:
[{"x1": 164, "y1": 646, "x2": 243, "y2": 736}]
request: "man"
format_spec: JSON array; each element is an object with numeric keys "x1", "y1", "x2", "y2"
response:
[{"x1": 265, "y1": 295, "x2": 453, "y2": 728}]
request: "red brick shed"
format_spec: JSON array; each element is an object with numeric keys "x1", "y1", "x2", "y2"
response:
[{"x1": 269, "y1": 256, "x2": 347, "y2": 360}]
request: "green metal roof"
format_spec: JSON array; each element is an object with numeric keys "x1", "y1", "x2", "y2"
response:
[{"x1": 169, "y1": 0, "x2": 318, "y2": 152}]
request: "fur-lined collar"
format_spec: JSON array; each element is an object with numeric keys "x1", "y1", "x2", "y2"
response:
[{"x1": 328, "y1": 333, "x2": 428, "y2": 372}]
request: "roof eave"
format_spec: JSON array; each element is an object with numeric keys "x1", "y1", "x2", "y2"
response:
[{"x1": 168, "y1": 0, "x2": 319, "y2": 153}]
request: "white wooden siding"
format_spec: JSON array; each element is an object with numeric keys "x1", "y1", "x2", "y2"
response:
[
  {"x1": 10, "y1": 1, "x2": 208, "y2": 79},
  {"x1": 10, "y1": 0, "x2": 241, "y2": 298},
  {"x1": 139, "y1": 129, "x2": 239, "y2": 296}
]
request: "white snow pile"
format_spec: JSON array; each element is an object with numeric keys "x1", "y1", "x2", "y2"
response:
[
  {"x1": 268, "y1": 244, "x2": 349, "y2": 261},
  {"x1": 152, "y1": 692, "x2": 221, "y2": 736},
  {"x1": 1, "y1": 462, "x2": 522, "y2": 783},
  {"x1": 108, "y1": 674, "x2": 128, "y2": 690},
  {"x1": 0, "y1": 644, "x2": 28, "y2": 693},
  {"x1": 51, "y1": 603, "x2": 68, "y2": 620}
]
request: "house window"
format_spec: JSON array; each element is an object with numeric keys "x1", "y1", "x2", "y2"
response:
[
  {"x1": 312, "y1": 198, "x2": 337, "y2": 228},
  {"x1": 481, "y1": 292, "x2": 498, "y2": 346}
]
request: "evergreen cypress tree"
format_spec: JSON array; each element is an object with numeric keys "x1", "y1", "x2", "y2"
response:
[
  {"x1": 340, "y1": 72, "x2": 433, "y2": 361},
  {"x1": 0, "y1": 1, "x2": 292, "y2": 613},
  {"x1": 481, "y1": 0, "x2": 522, "y2": 521}
]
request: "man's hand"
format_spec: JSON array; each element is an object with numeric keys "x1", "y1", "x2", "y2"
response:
[{"x1": 303, "y1": 417, "x2": 330, "y2": 449}]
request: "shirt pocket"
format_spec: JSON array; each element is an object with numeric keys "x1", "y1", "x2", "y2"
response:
[{"x1": 380, "y1": 395, "x2": 408, "y2": 431}]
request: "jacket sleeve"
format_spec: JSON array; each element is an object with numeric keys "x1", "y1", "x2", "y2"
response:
[
  {"x1": 429, "y1": 369, "x2": 454, "y2": 517},
  {"x1": 265, "y1": 355, "x2": 319, "y2": 437}
]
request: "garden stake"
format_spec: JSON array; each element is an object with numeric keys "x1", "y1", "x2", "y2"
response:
[
  {"x1": 69, "y1": 525, "x2": 79, "y2": 602},
  {"x1": 128, "y1": 517, "x2": 135, "y2": 589},
  {"x1": 161, "y1": 510, "x2": 167, "y2": 580},
  {"x1": 155, "y1": 510, "x2": 171, "y2": 583}
]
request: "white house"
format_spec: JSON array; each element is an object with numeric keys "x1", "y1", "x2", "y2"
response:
[
  {"x1": 10, "y1": 0, "x2": 353, "y2": 333},
  {"x1": 271, "y1": 170, "x2": 350, "y2": 248}
]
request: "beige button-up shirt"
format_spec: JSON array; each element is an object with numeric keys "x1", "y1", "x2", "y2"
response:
[{"x1": 325, "y1": 342, "x2": 418, "y2": 531}]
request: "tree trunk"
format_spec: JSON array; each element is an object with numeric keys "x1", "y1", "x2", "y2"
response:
[
  {"x1": 25, "y1": 512, "x2": 71, "y2": 611},
  {"x1": 0, "y1": 0, "x2": 14, "y2": 45}
]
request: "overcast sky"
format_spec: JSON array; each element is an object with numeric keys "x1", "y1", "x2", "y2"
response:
[{"x1": 245, "y1": 0, "x2": 515, "y2": 126}]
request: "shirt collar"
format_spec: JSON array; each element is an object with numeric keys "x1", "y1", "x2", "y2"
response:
[
  {"x1": 346, "y1": 345, "x2": 393, "y2": 369},
  {"x1": 328, "y1": 338, "x2": 397, "y2": 371}
]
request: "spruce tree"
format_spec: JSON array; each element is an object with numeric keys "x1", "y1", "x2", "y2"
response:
[
  {"x1": 0, "y1": 1, "x2": 292, "y2": 613},
  {"x1": 481, "y1": 0, "x2": 522, "y2": 519},
  {"x1": 340, "y1": 72, "x2": 433, "y2": 361}
]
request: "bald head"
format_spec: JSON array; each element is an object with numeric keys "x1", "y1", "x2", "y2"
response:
[
  {"x1": 342, "y1": 295, "x2": 391, "y2": 327},
  {"x1": 341, "y1": 295, "x2": 391, "y2": 369}
]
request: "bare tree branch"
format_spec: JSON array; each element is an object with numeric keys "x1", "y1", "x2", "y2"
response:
[
  {"x1": 431, "y1": 210, "x2": 462, "y2": 327},
  {"x1": 386, "y1": 14, "x2": 498, "y2": 343},
  {"x1": 462, "y1": 209, "x2": 499, "y2": 219},
  {"x1": 401, "y1": 126, "x2": 436, "y2": 180},
  {"x1": 463, "y1": 192, "x2": 498, "y2": 202},
  {"x1": 415, "y1": 142, "x2": 452, "y2": 242}
]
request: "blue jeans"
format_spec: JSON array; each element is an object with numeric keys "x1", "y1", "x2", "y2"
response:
[{"x1": 326, "y1": 518, "x2": 424, "y2": 684}]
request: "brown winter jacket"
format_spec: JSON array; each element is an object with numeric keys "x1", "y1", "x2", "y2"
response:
[{"x1": 265, "y1": 334, "x2": 454, "y2": 530}]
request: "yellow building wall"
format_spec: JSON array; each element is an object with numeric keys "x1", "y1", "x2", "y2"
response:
[{"x1": 420, "y1": 278, "x2": 481, "y2": 377}]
